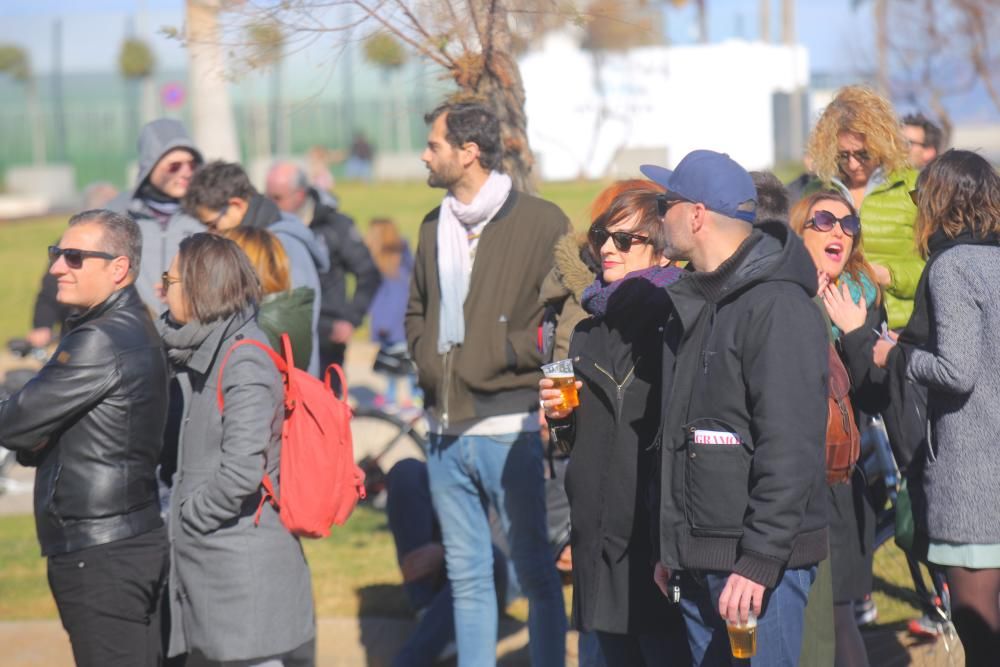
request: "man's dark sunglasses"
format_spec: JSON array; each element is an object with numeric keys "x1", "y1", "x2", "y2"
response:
[
  {"x1": 805, "y1": 210, "x2": 861, "y2": 237},
  {"x1": 588, "y1": 225, "x2": 650, "y2": 252},
  {"x1": 655, "y1": 193, "x2": 692, "y2": 218},
  {"x1": 48, "y1": 245, "x2": 117, "y2": 269}
]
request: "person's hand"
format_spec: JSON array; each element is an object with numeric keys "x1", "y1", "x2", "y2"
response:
[
  {"x1": 539, "y1": 377, "x2": 581, "y2": 420},
  {"x1": 556, "y1": 545, "x2": 573, "y2": 574},
  {"x1": 26, "y1": 327, "x2": 52, "y2": 349},
  {"x1": 718, "y1": 573, "x2": 765, "y2": 625},
  {"x1": 873, "y1": 338, "x2": 897, "y2": 368},
  {"x1": 821, "y1": 282, "x2": 867, "y2": 334},
  {"x1": 653, "y1": 561, "x2": 672, "y2": 598},
  {"x1": 816, "y1": 270, "x2": 830, "y2": 295},
  {"x1": 871, "y1": 263, "x2": 892, "y2": 288},
  {"x1": 330, "y1": 320, "x2": 355, "y2": 344},
  {"x1": 400, "y1": 542, "x2": 445, "y2": 583}
]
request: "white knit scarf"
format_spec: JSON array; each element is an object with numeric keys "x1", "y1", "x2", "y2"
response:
[{"x1": 436, "y1": 171, "x2": 513, "y2": 353}]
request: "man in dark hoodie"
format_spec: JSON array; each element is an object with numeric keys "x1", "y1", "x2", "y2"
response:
[
  {"x1": 644, "y1": 150, "x2": 829, "y2": 665},
  {"x1": 27, "y1": 120, "x2": 203, "y2": 345},
  {"x1": 183, "y1": 161, "x2": 330, "y2": 377}
]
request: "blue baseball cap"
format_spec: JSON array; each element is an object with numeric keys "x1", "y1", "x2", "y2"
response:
[{"x1": 641, "y1": 150, "x2": 757, "y2": 223}]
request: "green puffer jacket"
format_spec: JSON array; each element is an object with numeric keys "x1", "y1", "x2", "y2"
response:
[
  {"x1": 808, "y1": 168, "x2": 922, "y2": 329},
  {"x1": 257, "y1": 286, "x2": 315, "y2": 371}
]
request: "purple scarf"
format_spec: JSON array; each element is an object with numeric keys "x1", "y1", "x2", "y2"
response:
[{"x1": 581, "y1": 265, "x2": 685, "y2": 317}]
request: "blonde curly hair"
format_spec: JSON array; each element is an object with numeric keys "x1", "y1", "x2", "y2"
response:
[{"x1": 807, "y1": 86, "x2": 910, "y2": 183}]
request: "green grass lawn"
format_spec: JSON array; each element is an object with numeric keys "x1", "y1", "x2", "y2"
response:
[{"x1": 0, "y1": 504, "x2": 923, "y2": 626}]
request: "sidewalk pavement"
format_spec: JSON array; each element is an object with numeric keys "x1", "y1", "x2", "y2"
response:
[{"x1": 0, "y1": 617, "x2": 561, "y2": 667}]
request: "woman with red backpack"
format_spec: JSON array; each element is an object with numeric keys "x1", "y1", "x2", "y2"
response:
[{"x1": 158, "y1": 233, "x2": 316, "y2": 666}]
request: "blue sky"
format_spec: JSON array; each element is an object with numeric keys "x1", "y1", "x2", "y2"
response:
[{"x1": 1, "y1": 0, "x2": 877, "y2": 76}]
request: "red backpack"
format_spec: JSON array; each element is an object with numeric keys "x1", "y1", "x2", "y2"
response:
[{"x1": 217, "y1": 333, "x2": 366, "y2": 538}]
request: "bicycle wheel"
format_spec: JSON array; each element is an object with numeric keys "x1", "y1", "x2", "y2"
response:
[{"x1": 350, "y1": 407, "x2": 427, "y2": 469}]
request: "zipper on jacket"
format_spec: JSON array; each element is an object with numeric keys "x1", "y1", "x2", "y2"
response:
[
  {"x1": 593, "y1": 361, "x2": 635, "y2": 424},
  {"x1": 440, "y1": 348, "x2": 454, "y2": 429}
]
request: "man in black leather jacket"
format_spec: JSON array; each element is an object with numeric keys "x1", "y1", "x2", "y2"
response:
[{"x1": 0, "y1": 210, "x2": 170, "y2": 667}]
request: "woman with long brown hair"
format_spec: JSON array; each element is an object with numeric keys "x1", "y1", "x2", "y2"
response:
[
  {"x1": 877, "y1": 150, "x2": 1000, "y2": 665},
  {"x1": 789, "y1": 190, "x2": 888, "y2": 667}
]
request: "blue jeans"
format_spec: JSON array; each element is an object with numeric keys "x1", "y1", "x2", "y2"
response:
[
  {"x1": 427, "y1": 431, "x2": 567, "y2": 667},
  {"x1": 679, "y1": 567, "x2": 816, "y2": 667},
  {"x1": 385, "y1": 459, "x2": 509, "y2": 667}
]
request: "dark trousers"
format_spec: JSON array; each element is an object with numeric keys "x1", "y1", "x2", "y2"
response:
[{"x1": 47, "y1": 525, "x2": 169, "y2": 667}]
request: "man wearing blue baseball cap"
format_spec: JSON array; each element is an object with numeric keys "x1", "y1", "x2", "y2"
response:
[{"x1": 645, "y1": 150, "x2": 830, "y2": 665}]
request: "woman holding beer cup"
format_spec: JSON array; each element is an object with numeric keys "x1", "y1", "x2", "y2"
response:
[{"x1": 539, "y1": 183, "x2": 689, "y2": 665}]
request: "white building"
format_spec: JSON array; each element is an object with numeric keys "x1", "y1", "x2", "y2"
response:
[{"x1": 519, "y1": 32, "x2": 810, "y2": 180}]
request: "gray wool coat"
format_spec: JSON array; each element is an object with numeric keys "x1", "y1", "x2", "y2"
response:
[
  {"x1": 165, "y1": 309, "x2": 315, "y2": 661},
  {"x1": 907, "y1": 244, "x2": 1000, "y2": 545}
]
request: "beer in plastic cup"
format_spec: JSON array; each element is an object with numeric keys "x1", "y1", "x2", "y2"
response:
[
  {"x1": 726, "y1": 611, "x2": 757, "y2": 659},
  {"x1": 541, "y1": 359, "x2": 579, "y2": 412}
]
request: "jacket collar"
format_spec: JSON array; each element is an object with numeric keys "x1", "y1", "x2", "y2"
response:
[
  {"x1": 240, "y1": 193, "x2": 283, "y2": 230},
  {"x1": 186, "y1": 308, "x2": 257, "y2": 376},
  {"x1": 66, "y1": 284, "x2": 142, "y2": 331}
]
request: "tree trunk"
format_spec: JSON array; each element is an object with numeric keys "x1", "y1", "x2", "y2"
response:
[
  {"x1": 874, "y1": 0, "x2": 889, "y2": 93},
  {"x1": 187, "y1": 0, "x2": 240, "y2": 161},
  {"x1": 455, "y1": 1, "x2": 535, "y2": 193}
]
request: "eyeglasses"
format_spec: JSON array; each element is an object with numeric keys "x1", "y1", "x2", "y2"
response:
[
  {"x1": 805, "y1": 210, "x2": 861, "y2": 237},
  {"x1": 588, "y1": 225, "x2": 650, "y2": 252},
  {"x1": 909, "y1": 189, "x2": 919, "y2": 206},
  {"x1": 204, "y1": 204, "x2": 229, "y2": 229},
  {"x1": 165, "y1": 159, "x2": 197, "y2": 175},
  {"x1": 48, "y1": 245, "x2": 117, "y2": 269},
  {"x1": 161, "y1": 272, "x2": 181, "y2": 289},
  {"x1": 836, "y1": 150, "x2": 872, "y2": 166},
  {"x1": 656, "y1": 193, "x2": 692, "y2": 218}
]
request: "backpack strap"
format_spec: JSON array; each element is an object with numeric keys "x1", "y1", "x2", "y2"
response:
[
  {"x1": 324, "y1": 362, "x2": 349, "y2": 403},
  {"x1": 216, "y1": 339, "x2": 290, "y2": 413}
]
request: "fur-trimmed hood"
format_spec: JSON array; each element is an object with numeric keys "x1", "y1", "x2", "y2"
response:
[{"x1": 540, "y1": 233, "x2": 598, "y2": 306}]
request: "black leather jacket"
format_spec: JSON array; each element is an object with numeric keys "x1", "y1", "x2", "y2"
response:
[{"x1": 0, "y1": 285, "x2": 168, "y2": 556}]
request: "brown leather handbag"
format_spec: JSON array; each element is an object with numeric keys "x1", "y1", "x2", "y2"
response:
[{"x1": 826, "y1": 344, "x2": 861, "y2": 485}]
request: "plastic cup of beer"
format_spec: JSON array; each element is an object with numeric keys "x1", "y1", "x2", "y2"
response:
[
  {"x1": 541, "y1": 359, "x2": 579, "y2": 412},
  {"x1": 726, "y1": 611, "x2": 757, "y2": 659}
]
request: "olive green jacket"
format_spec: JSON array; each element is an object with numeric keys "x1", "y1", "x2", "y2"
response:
[
  {"x1": 406, "y1": 191, "x2": 570, "y2": 427},
  {"x1": 257, "y1": 287, "x2": 315, "y2": 372}
]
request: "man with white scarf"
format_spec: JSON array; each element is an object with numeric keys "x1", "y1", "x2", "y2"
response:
[{"x1": 406, "y1": 101, "x2": 570, "y2": 666}]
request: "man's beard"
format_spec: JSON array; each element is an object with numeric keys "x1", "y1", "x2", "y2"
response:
[{"x1": 426, "y1": 164, "x2": 461, "y2": 190}]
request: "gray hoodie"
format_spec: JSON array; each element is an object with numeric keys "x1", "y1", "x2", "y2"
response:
[
  {"x1": 106, "y1": 119, "x2": 205, "y2": 311},
  {"x1": 241, "y1": 194, "x2": 330, "y2": 376}
]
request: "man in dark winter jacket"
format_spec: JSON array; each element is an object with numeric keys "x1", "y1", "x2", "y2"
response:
[
  {"x1": 27, "y1": 119, "x2": 203, "y2": 345},
  {"x1": 1, "y1": 210, "x2": 170, "y2": 667},
  {"x1": 645, "y1": 150, "x2": 829, "y2": 665},
  {"x1": 183, "y1": 161, "x2": 330, "y2": 376},
  {"x1": 266, "y1": 161, "x2": 382, "y2": 370}
]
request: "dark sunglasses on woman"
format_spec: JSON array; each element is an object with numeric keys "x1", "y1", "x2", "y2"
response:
[
  {"x1": 48, "y1": 245, "x2": 117, "y2": 269},
  {"x1": 805, "y1": 210, "x2": 861, "y2": 237},
  {"x1": 588, "y1": 225, "x2": 650, "y2": 253}
]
